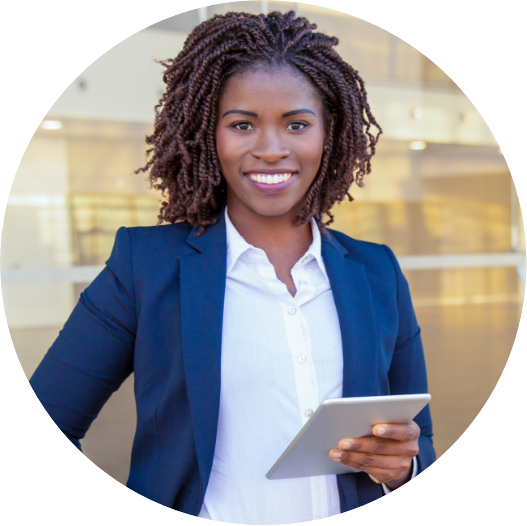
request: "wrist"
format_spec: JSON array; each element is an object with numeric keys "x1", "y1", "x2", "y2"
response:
[{"x1": 384, "y1": 465, "x2": 412, "y2": 491}]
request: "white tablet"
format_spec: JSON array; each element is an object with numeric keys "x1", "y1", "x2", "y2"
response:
[{"x1": 266, "y1": 393, "x2": 431, "y2": 480}]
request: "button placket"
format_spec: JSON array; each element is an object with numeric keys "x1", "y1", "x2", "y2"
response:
[
  {"x1": 221, "y1": 212, "x2": 340, "y2": 521},
  {"x1": 280, "y1": 302, "x2": 319, "y2": 425},
  {"x1": 310, "y1": 476, "x2": 329, "y2": 520}
]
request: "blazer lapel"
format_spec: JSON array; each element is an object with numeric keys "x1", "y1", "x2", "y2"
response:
[
  {"x1": 321, "y1": 232, "x2": 379, "y2": 398},
  {"x1": 179, "y1": 212, "x2": 227, "y2": 495}
]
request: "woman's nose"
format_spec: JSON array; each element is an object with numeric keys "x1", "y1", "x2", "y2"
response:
[{"x1": 250, "y1": 130, "x2": 290, "y2": 163}]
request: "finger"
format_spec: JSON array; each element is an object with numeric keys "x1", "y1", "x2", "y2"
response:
[
  {"x1": 372, "y1": 421, "x2": 420, "y2": 442},
  {"x1": 328, "y1": 449, "x2": 412, "y2": 472},
  {"x1": 337, "y1": 436, "x2": 419, "y2": 457}
]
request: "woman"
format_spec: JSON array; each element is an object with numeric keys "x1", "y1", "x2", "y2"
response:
[{"x1": 30, "y1": 11, "x2": 434, "y2": 524}]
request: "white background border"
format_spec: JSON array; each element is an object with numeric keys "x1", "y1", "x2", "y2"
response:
[{"x1": 1, "y1": 0, "x2": 525, "y2": 523}]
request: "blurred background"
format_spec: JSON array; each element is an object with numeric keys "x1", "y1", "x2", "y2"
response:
[{"x1": 2, "y1": 2, "x2": 524, "y2": 485}]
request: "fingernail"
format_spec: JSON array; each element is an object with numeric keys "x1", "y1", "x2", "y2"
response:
[
  {"x1": 376, "y1": 426, "x2": 385, "y2": 436},
  {"x1": 331, "y1": 451, "x2": 342, "y2": 460},
  {"x1": 340, "y1": 441, "x2": 351, "y2": 450}
]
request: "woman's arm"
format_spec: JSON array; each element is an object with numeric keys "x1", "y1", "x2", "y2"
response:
[
  {"x1": 29, "y1": 227, "x2": 137, "y2": 450},
  {"x1": 329, "y1": 244, "x2": 435, "y2": 485}
]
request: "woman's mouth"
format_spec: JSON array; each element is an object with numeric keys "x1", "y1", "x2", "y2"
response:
[
  {"x1": 244, "y1": 172, "x2": 297, "y2": 194},
  {"x1": 247, "y1": 173, "x2": 294, "y2": 185}
]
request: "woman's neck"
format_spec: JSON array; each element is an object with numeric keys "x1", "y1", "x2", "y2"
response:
[{"x1": 226, "y1": 201, "x2": 313, "y2": 297}]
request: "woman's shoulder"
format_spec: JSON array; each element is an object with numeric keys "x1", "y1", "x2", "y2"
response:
[
  {"x1": 112, "y1": 222, "x2": 198, "y2": 258},
  {"x1": 324, "y1": 227, "x2": 400, "y2": 273}
]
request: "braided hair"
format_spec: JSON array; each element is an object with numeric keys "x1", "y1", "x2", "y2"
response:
[{"x1": 137, "y1": 10, "x2": 382, "y2": 233}]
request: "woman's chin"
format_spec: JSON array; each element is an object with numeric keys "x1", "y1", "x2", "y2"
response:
[{"x1": 240, "y1": 199, "x2": 307, "y2": 222}]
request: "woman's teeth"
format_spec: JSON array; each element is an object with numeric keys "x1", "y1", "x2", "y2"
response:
[{"x1": 247, "y1": 173, "x2": 294, "y2": 185}]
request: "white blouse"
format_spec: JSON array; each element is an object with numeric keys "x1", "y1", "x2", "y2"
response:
[{"x1": 199, "y1": 209, "x2": 343, "y2": 524}]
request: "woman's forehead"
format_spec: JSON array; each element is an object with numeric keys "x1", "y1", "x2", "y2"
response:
[{"x1": 219, "y1": 66, "x2": 321, "y2": 111}]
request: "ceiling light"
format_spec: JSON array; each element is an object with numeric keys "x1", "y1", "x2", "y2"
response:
[
  {"x1": 409, "y1": 140, "x2": 427, "y2": 150},
  {"x1": 413, "y1": 109, "x2": 423, "y2": 118},
  {"x1": 41, "y1": 120, "x2": 62, "y2": 130}
]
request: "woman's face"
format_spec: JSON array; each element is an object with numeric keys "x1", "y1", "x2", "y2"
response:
[{"x1": 215, "y1": 66, "x2": 326, "y2": 220}]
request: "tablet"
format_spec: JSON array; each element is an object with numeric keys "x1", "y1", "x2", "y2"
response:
[{"x1": 266, "y1": 393, "x2": 431, "y2": 480}]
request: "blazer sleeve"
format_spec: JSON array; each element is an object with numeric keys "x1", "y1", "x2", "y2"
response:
[
  {"x1": 383, "y1": 245, "x2": 436, "y2": 474},
  {"x1": 29, "y1": 227, "x2": 137, "y2": 450}
]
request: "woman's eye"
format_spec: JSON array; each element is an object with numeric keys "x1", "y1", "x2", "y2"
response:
[
  {"x1": 232, "y1": 121, "x2": 254, "y2": 131},
  {"x1": 287, "y1": 121, "x2": 308, "y2": 131}
]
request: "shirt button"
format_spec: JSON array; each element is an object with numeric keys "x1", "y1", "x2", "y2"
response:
[
  {"x1": 297, "y1": 355, "x2": 306, "y2": 364},
  {"x1": 305, "y1": 409, "x2": 314, "y2": 417},
  {"x1": 288, "y1": 307, "x2": 297, "y2": 315},
  {"x1": 299, "y1": 279, "x2": 308, "y2": 285}
]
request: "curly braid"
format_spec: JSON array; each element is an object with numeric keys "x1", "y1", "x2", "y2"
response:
[{"x1": 136, "y1": 10, "x2": 382, "y2": 233}]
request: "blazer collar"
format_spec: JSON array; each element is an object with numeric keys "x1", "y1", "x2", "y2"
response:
[
  {"x1": 320, "y1": 227, "x2": 349, "y2": 257},
  {"x1": 187, "y1": 207, "x2": 343, "y2": 259},
  {"x1": 185, "y1": 207, "x2": 227, "y2": 254}
]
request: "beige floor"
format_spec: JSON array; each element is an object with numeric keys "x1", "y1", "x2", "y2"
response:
[{"x1": 12, "y1": 279, "x2": 522, "y2": 485}]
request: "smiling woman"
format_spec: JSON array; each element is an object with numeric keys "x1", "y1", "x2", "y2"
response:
[
  {"x1": 29, "y1": 10, "x2": 434, "y2": 524},
  {"x1": 216, "y1": 67, "x2": 326, "y2": 206}
]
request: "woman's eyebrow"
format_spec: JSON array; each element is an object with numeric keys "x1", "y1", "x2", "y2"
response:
[
  {"x1": 221, "y1": 108, "x2": 317, "y2": 118},
  {"x1": 222, "y1": 109, "x2": 258, "y2": 118},
  {"x1": 281, "y1": 109, "x2": 316, "y2": 118}
]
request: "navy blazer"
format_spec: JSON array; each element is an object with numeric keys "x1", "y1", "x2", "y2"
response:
[{"x1": 30, "y1": 209, "x2": 435, "y2": 515}]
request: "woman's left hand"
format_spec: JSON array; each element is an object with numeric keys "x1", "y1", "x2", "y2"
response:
[{"x1": 328, "y1": 421, "x2": 420, "y2": 490}]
